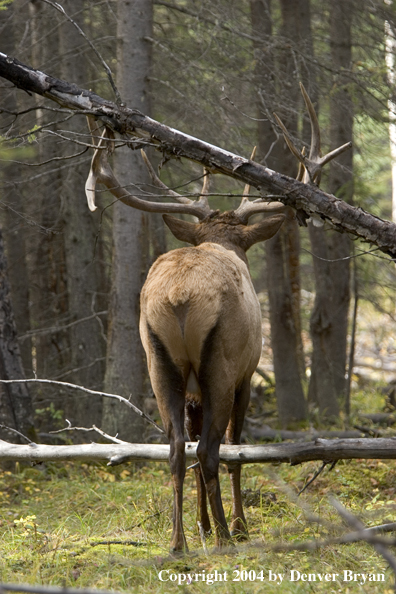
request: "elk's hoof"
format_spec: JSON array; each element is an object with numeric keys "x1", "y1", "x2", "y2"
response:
[
  {"x1": 231, "y1": 529, "x2": 249, "y2": 542},
  {"x1": 230, "y1": 519, "x2": 249, "y2": 541},
  {"x1": 170, "y1": 546, "x2": 188, "y2": 557}
]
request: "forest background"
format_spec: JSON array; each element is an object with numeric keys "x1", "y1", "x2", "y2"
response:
[{"x1": 0, "y1": 0, "x2": 396, "y2": 444}]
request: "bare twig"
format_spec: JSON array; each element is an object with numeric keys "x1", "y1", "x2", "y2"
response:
[
  {"x1": 0, "y1": 379, "x2": 164, "y2": 435},
  {"x1": 50, "y1": 421, "x2": 129, "y2": 445},
  {"x1": 298, "y1": 461, "x2": 326, "y2": 495},
  {"x1": 346, "y1": 250, "x2": 359, "y2": 418},
  {"x1": 0, "y1": 147, "x2": 88, "y2": 167},
  {"x1": 330, "y1": 497, "x2": 396, "y2": 580},
  {"x1": 0, "y1": 424, "x2": 35, "y2": 445},
  {"x1": 40, "y1": 0, "x2": 121, "y2": 104},
  {"x1": 18, "y1": 311, "x2": 108, "y2": 340},
  {"x1": 89, "y1": 540, "x2": 146, "y2": 547},
  {"x1": 0, "y1": 584, "x2": 122, "y2": 594}
]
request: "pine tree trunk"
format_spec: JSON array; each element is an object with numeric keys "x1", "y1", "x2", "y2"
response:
[
  {"x1": 58, "y1": 0, "x2": 105, "y2": 427},
  {"x1": 307, "y1": 0, "x2": 354, "y2": 417},
  {"x1": 0, "y1": 2, "x2": 32, "y2": 376},
  {"x1": 251, "y1": 0, "x2": 307, "y2": 427},
  {"x1": 0, "y1": 226, "x2": 35, "y2": 442},
  {"x1": 102, "y1": 0, "x2": 153, "y2": 441}
]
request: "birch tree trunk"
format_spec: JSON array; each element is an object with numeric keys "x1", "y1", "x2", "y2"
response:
[
  {"x1": 102, "y1": 0, "x2": 153, "y2": 442},
  {"x1": 385, "y1": 14, "x2": 396, "y2": 224}
]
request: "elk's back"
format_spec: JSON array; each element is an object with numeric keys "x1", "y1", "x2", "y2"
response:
[{"x1": 140, "y1": 243, "x2": 262, "y2": 396}]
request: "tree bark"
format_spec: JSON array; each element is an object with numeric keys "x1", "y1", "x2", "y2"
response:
[
  {"x1": 251, "y1": 0, "x2": 307, "y2": 427},
  {"x1": 1, "y1": 438, "x2": 396, "y2": 466},
  {"x1": 0, "y1": 2, "x2": 32, "y2": 376},
  {"x1": 58, "y1": 0, "x2": 105, "y2": 427},
  {"x1": 308, "y1": 0, "x2": 354, "y2": 417},
  {"x1": 102, "y1": 0, "x2": 153, "y2": 442},
  {"x1": 0, "y1": 227, "x2": 35, "y2": 441},
  {"x1": 0, "y1": 54, "x2": 395, "y2": 256},
  {"x1": 27, "y1": 2, "x2": 70, "y2": 389}
]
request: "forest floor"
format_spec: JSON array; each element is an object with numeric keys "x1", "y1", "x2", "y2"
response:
[{"x1": 1, "y1": 417, "x2": 396, "y2": 593}]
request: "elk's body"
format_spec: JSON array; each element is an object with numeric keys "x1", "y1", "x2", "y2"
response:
[
  {"x1": 85, "y1": 84, "x2": 351, "y2": 552},
  {"x1": 139, "y1": 211, "x2": 284, "y2": 550}
]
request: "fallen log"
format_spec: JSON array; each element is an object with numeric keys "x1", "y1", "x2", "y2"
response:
[
  {"x1": 2, "y1": 438, "x2": 396, "y2": 467},
  {"x1": 245, "y1": 425, "x2": 364, "y2": 441}
]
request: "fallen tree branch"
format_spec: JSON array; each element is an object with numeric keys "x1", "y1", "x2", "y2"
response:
[
  {"x1": 330, "y1": 497, "x2": 396, "y2": 579},
  {"x1": 1, "y1": 438, "x2": 396, "y2": 466},
  {"x1": 49, "y1": 421, "x2": 129, "y2": 444},
  {"x1": 246, "y1": 424, "x2": 365, "y2": 441},
  {"x1": 0, "y1": 53, "x2": 395, "y2": 257},
  {"x1": 0, "y1": 378, "x2": 164, "y2": 434},
  {"x1": 0, "y1": 585, "x2": 121, "y2": 594}
]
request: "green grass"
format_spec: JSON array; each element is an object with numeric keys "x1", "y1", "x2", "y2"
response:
[{"x1": 1, "y1": 458, "x2": 395, "y2": 592}]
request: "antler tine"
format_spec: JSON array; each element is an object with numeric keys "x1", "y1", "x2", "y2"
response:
[
  {"x1": 234, "y1": 146, "x2": 287, "y2": 223},
  {"x1": 141, "y1": 150, "x2": 215, "y2": 214},
  {"x1": 299, "y1": 82, "x2": 321, "y2": 163},
  {"x1": 198, "y1": 168, "x2": 211, "y2": 209},
  {"x1": 296, "y1": 146, "x2": 306, "y2": 182},
  {"x1": 242, "y1": 146, "x2": 257, "y2": 199},
  {"x1": 84, "y1": 123, "x2": 214, "y2": 219},
  {"x1": 85, "y1": 118, "x2": 115, "y2": 212},
  {"x1": 274, "y1": 84, "x2": 352, "y2": 186},
  {"x1": 140, "y1": 150, "x2": 193, "y2": 205}
]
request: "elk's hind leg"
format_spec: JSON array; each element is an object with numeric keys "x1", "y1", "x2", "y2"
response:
[
  {"x1": 185, "y1": 399, "x2": 211, "y2": 535},
  {"x1": 226, "y1": 377, "x2": 251, "y2": 540},
  {"x1": 146, "y1": 325, "x2": 187, "y2": 553}
]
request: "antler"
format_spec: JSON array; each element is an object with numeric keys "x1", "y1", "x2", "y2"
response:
[
  {"x1": 274, "y1": 82, "x2": 352, "y2": 186},
  {"x1": 234, "y1": 146, "x2": 287, "y2": 223},
  {"x1": 85, "y1": 117, "x2": 215, "y2": 220}
]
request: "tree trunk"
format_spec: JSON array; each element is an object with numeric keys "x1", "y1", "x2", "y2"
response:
[
  {"x1": 58, "y1": 0, "x2": 105, "y2": 427},
  {"x1": 0, "y1": 227, "x2": 35, "y2": 442},
  {"x1": 102, "y1": 0, "x2": 153, "y2": 441},
  {"x1": 26, "y1": 1, "x2": 72, "y2": 431},
  {"x1": 28, "y1": 0, "x2": 70, "y2": 383},
  {"x1": 0, "y1": 1, "x2": 32, "y2": 376},
  {"x1": 307, "y1": 0, "x2": 354, "y2": 417},
  {"x1": 251, "y1": 0, "x2": 307, "y2": 427}
]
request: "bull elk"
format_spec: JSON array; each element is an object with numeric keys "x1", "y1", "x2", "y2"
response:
[{"x1": 85, "y1": 84, "x2": 350, "y2": 552}]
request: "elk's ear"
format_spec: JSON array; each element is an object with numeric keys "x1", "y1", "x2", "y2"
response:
[
  {"x1": 162, "y1": 214, "x2": 199, "y2": 245},
  {"x1": 242, "y1": 214, "x2": 285, "y2": 251}
]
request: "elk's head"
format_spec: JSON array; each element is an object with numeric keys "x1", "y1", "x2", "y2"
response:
[
  {"x1": 85, "y1": 83, "x2": 351, "y2": 256},
  {"x1": 84, "y1": 125, "x2": 288, "y2": 264}
]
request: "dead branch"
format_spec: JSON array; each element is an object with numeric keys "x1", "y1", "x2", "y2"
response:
[
  {"x1": 331, "y1": 497, "x2": 396, "y2": 578},
  {"x1": 0, "y1": 378, "x2": 164, "y2": 434},
  {"x1": 49, "y1": 421, "x2": 129, "y2": 444},
  {"x1": 0, "y1": 584, "x2": 121, "y2": 594},
  {"x1": 0, "y1": 53, "x2": 395, "y2": 257},
  {"x1": 246, "y1": 424, "x2": 364, "y2": 440},
  {"x1": 1, "y1": 438, "x2": 396, "y2": 466}
]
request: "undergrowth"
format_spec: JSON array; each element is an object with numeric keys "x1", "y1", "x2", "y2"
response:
[{"x1": 0, "y1": 457, "x2": 395, "y2": 592}]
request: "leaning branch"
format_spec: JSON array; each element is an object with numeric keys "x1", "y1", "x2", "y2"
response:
[
  {"x1": 0, "y1": 53, "x2": 395, "y2": 257},
  {"x1": 0, "y1": 378, "x2": 164, "y2": 434},
  {"x1": 2, "y1": 438, "x2": 396, "y2": 467}
]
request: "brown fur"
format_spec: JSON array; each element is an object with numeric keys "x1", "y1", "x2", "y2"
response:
[{"x1": 139, "y1": 211, "x2": 284, "y2": 551}]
